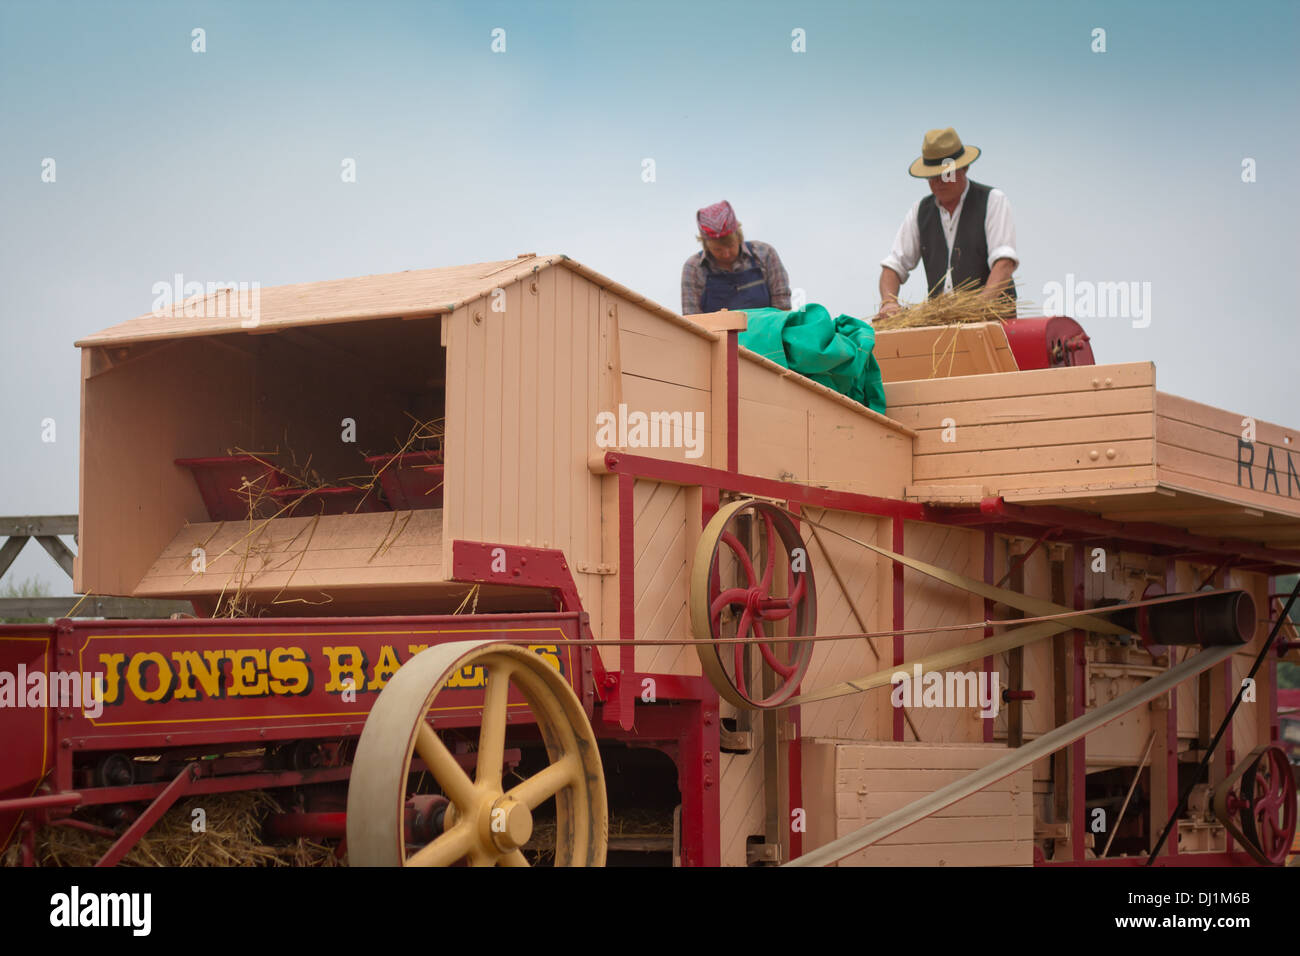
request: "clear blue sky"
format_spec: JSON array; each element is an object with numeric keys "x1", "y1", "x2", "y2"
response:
[{"x1": 1, "y1": 0, "x2": 1297, "y2": 590}]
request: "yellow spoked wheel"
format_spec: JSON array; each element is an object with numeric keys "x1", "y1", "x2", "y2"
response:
[
  {"x1": 690, "y1": 498, "x2": 818, "y2": 709},
  {"x1": 346, "y1": 640, "x2": 607, "y2": 866}
]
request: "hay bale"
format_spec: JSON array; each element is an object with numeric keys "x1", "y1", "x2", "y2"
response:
[
  {"x1": 874, "y1": 285, "x2": 1021, "y2": 330},
  {"x1": 21, "y1": 790, "x2": 341, "y2": 867}
]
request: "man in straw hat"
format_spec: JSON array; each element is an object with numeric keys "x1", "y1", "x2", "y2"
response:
[
  {"x1": 682, "y1": 200, "x2": 791, "y2": 315},
  {"x1": 875, "y1": 128, "x2": 1017, "y2": 320}
]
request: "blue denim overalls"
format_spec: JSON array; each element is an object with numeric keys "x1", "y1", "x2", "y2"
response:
[{"x1": 701, "y1": 242, "x2": 771, "y2": 312}]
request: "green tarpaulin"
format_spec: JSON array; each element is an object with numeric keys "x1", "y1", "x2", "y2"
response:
[{"x1": 739, "y1": 304, "x2": 887, "y2": 414}]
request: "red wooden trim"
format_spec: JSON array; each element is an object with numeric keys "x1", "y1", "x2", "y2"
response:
[
  {"x1": 95, "y1": 762, "x2": 197, "y2": 867},
  {"x1": 786, "y1": 500, "x2": 804, "y2": 860},
  {"x1": 983, "y1": 529, "x2": 995, "y2": 744},
  {"x1": 727, "y1": 331, "x2": 739, "y2": 473},
  {"x1": 1072, "y1": 544, "x2": 1087, "y2": 862},
  {"x1": 893, "y1": 518, "x2": 905, "y2": 742},
  {"x1": 788, "y1": 704, "x2": 802, "y2": 861},
  {"x1": 1163, "y1": 561, "x2": 1179, "y2": 857},
  {"x1": 617, "y1": 472, "x2": 636, "y2": 731},
  {"x1": 981, "y1": 498, "x2": 1300, "y2": 569},
  {"x1": 1270, "y1": 574, "x2": 1281, "y2": 744},
  {"x1": 603, "y1": 451, "x2": 929, "y2": 520},
  {"x1": 601, "y1": 453, "x2": 1300, "y2": 569},
  {"x1": 1220, "y1": 564, "x2": 1234, "y2": 855}
]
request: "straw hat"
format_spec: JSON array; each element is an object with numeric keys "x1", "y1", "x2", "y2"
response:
[{"x1": 908, "y1": 127, "x2": 980, "y2": 179}]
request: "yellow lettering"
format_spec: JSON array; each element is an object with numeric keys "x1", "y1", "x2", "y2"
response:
[
  {"x1": 528, "y1": 644, "x2": 562, "y2": 674},
  {"x1": 369, "y1": 644, "x2": 402, "y2": 690},
  {"x1": 170, "y1": 649, "x2": 225, "y2": 700},
  {"x1": 96, "y1": 652, "x2": 127, "y2": 705},
  {"x1": 323, "y1": 646, "x2": 366, "y2": 694},
  {"x1": 126, "y1": 652, "x2": 173, "y2": 702},
  {"x1": 269, "y1": 646, "x2": 310, "y2": 695},
  {"x1": 446, "y1": 664, "x2": 485, "y2": 689},
  {"x1": 227, "y1": 648, "x2": 268, "y2": 696}
]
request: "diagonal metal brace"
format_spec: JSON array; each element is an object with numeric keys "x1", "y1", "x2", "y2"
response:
[{"x1": 95, "y1": 762, "x2": 201, "y2": 867}]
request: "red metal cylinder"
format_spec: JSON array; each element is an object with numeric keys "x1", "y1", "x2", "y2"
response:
[
  {"x1": 264, "y1": 811, "x2": 347, "y2": 840},
  {"x1": 1002, "y1": 316, "x2": 1094, "y2": 370}
]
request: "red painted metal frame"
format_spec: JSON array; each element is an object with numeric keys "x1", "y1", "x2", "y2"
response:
[
  {"x1": 599, "y1": 452, "x2": 1300, "y2": 572},
  {"x1": 96, "y1": 763, "x2": 197, "y2": 867},
  {"x1": 1071, "y1": 544, "x2": 1086, "y2": 862},
  {"x1": 785, "y1": 502, "x2": 804, "y2": 860},
  {"x1": 983, "y1": 530, "x2": 994, "y2": 744},
  {"x1": 1162, "y1": 560, "x2": 1179, "y2": 859},
  {"x1": 726, "y1": 331, "x2": 739, "y2": 473},
  {"x1": 893, "y1": 518, "x2": 905, "y2": 742},
  {"x1": 615, "y1": 473, "x2": 637, "y2": 730},
  {"x1": 450, "y1": 538, "x2": 603, "y2": 710}
]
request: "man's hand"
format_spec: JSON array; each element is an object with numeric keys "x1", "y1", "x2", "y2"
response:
[
  {"x1": 877, "y1": 266, "x2": 903, "y2": 321},
  {"x1": 979, "y1": 258, "x2": 1016, "y2": 301}
]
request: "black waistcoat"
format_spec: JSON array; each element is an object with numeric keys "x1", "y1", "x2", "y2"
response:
[{"x1": 917, "y1": 181, "x2": 1016, "y2": 301}]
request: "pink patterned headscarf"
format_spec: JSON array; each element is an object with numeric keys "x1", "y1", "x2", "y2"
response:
[{"x1": 696, "y1": 200, "x2": 739, "y2": 239}]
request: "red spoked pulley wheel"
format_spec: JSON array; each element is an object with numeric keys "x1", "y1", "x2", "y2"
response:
[
  {"x1": 1239, "y1": 745, "x2": 1297, "y2": 866},
  {"x1": 689, "y1": 499, "x2": 817, "y2": 709}
]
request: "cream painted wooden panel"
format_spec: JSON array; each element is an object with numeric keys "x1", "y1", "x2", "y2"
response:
[
  {"x1": 798, "y1": 509, "x2": 892, "y2": 742},
  {"x1": 442, "y1": 269, "x2": 605, "y2": 628},
  {"x1": 79, "y1": 338, "x2": 255, "y2": 596},
  {"x1": 631, "y1": 480, "x2": 699, "y2": 677},
  {"x1": 719, "y1": 713, "x2": 767, "y2": 867},
  {"x1": 737, "y1": 357, "x2": 914, "y2": 498},
  {"x1": 802, "y1": 740, "x2": 1032, "y2": 866}
]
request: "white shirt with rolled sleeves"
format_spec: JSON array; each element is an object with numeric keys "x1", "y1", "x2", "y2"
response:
[{"x1": 880, "y1": 182, "x2": 1018, "y2": 293}]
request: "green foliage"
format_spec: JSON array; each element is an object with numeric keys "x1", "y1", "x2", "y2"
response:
[{"x1": 0, "y1": 574, "x2": 51, "y2": 624}]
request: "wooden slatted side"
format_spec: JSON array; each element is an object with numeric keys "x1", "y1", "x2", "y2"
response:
[
  {"x1": 1156, "y1": 392, "x2": 1300, "y2": 536},
  {"x1": 136, "y1": 510, "x2": 443, "y2": 596},
  {"x1": 442, "y1": 268, "x2": 606, "y2": 634},
  {"x1": 631, "y1": 480, "x2": 699, "y2": 676},
  {"x1": 873, "y1": 322, "x2": 1018, "y2": 382},
  {"x1": 996, "y1": 543, "x2": 1057, "y2": 742},
  {"x1": 798, "y1": 509, "x2": 892, "y2": 741},
  {"x1": 737, "y1": 356, "x2": 913, "y2": 499},
  {"x1": 887, "y1": 363, "x2": 1158, "y2": 493},
  {"x1": 617, "y1": 299, "x2": 714, "y2": 467},
  {"x1": 719, "y1": 712, "x2": 767, "y2": 867},
  {"x1": 803, "y1": 741, "x2": 1033, "y2": 866},
  {"x1": 79, "y1": 339, "x2": 254, "y2": 595},
  {"x1": 897, "y1": 522, "x2": 986, "y2": 743}
]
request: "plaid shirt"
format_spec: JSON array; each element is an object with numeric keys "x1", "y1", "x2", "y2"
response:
[{"x1": 680, "y1": 240, "x2": 792, "y2": 314}]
